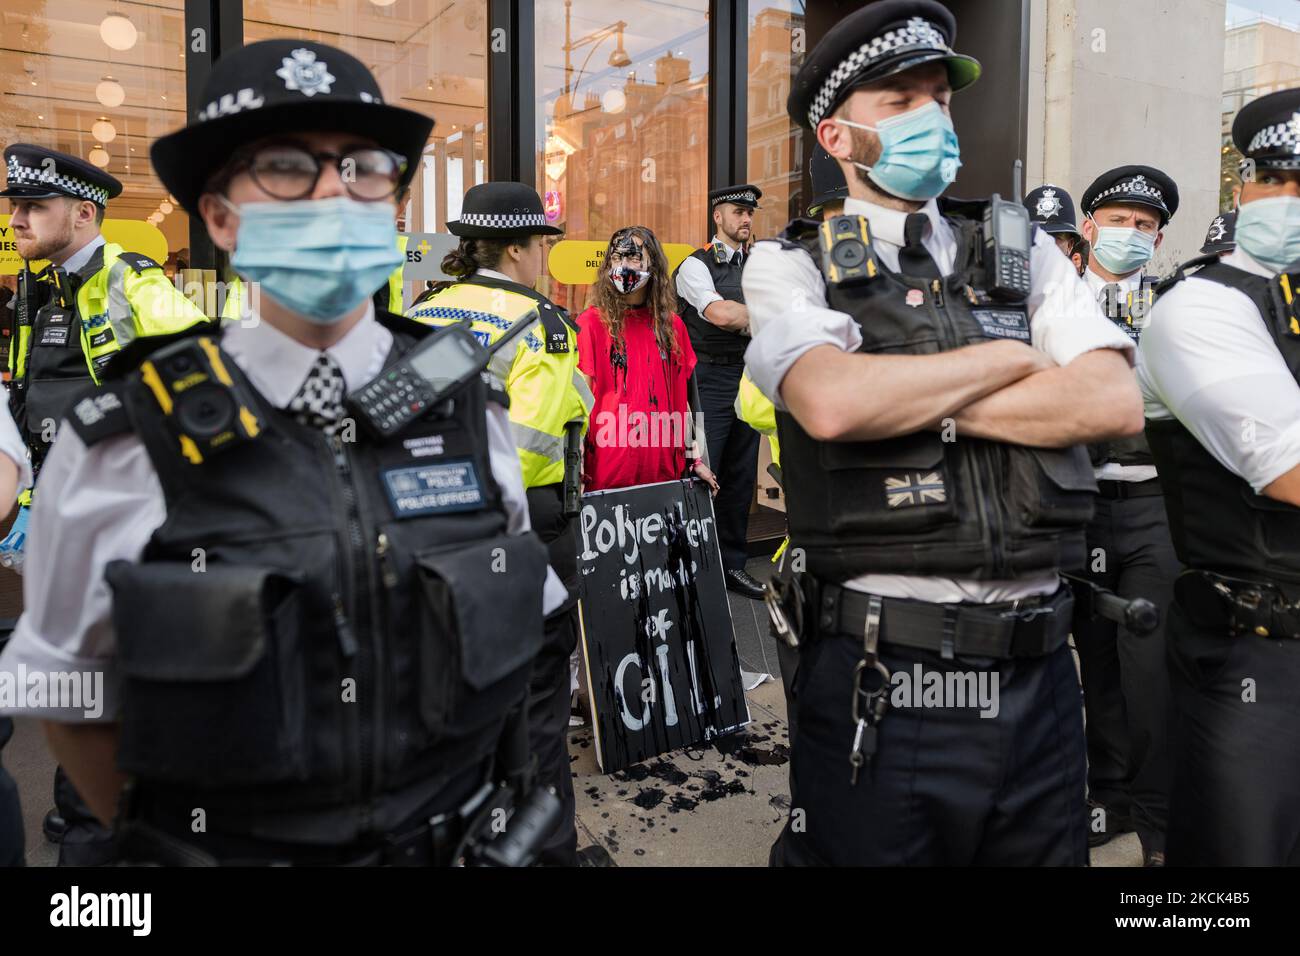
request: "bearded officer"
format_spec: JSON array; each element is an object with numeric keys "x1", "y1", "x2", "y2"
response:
[
  {"x1": 405, "y1": 181, "x2": 592, "y2": 866},
  {"x1": 0, "y1": 39, "x2": 565, "y2": 865},
  {"x1": 674, "y1": 184, "x2": 766, "y2": 601},
  {"x1": 1024, "y1": 184, "x2": 1087, "y2": 276},
  {"x1": 1071, "y1": 165, "x2": 1180, "y2": 865},
  {"x1": 1139, "y1": 87, "x2": 1300, "y2": 866},
  {"x1": 745, "y1": 0, "x2": 1142, "y2": 865}
]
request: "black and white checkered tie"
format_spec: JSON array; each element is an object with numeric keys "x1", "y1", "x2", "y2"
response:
[{"x1": 287, "y1": 352, "x2": 347, "y2": 436}]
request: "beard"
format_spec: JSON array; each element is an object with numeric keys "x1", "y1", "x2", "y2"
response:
[
  {"x1": 15, "y1": 203, "x2": 77, "y2": 261},
  {"x1": 847, "y1": 126, "x2": 883, "y2": 189}
]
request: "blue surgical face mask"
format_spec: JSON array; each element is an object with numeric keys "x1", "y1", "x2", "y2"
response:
[
  {"x1": 1234, "y1": 196, "x2": 1300, "y2": 274},
  {"x1": 835, "y1": 100, "x2": 962, "y2": 201},
  {"x1": 224, "y1": 195, "x2": 403, "y2": 324},
  {"x1": 1087, "y1": 219, "x2": 1157, "y2": 276}
]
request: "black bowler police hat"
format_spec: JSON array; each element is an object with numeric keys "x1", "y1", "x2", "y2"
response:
[
  {"x1": 807, "y1": 145, "x2": 848, "y2": 217},
  {"x1": 1082, "y1": 165, "x2": 1179, "y2": 227},
  {"x1": 1023, "y1": 184, "x2": 1080, "y2": 236},
  {"x1": 151, "y1": 40, "x2": 434, "y2": 215},
  {"x1": 1233, "y1": 87, "x2": 1300, "y2": 171},
  {"x1": 787, "y1": 0, "x2": 981, "y2": 131},
  {"x1": 1200, "y1": 210, "x2": 1236, "y2": 255},
  {"x1": 710, "y1": 184, "x2": 762, "y2": 210},
  {"x1": 2, "y1": 144, "x2": 122, "y2": 207},
  {"x1": 446, "y1": 182, "x2": 563, "y2": 238}
]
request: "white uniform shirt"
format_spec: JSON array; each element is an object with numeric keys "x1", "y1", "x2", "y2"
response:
[
  {"x1": 0, "y1": 303, "x2": 565, "y2": 721},
  {"x1": 1138, "y1": 246, "x2": 1300, "y2": 495},
  {"x1": 674, "y1": 234, "x2": 743, "y2": 317},
  {"x1": 1082, "y1": 265, "x2": 1158, "y2": 482},
  {"x1": 61, "y1": 234, "x2": 107, "y2": 275},
  {"x1": 743, "y1": 195, "x2": 1134, "y2": 604}
]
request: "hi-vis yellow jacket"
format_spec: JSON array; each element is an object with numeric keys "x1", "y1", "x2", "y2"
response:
[
  {"x1": 10, "y1": 242, "x2": 208, "y2": 383},
  {"x1": 406, "y1": 275, "x2": 594, "y2": 488},
  {"x1": 736, "y1": 368, "x2": 779, "y2": 466}
]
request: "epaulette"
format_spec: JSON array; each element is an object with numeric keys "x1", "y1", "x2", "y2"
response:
[
  {"x1": 536, "y1": 302, "x2": 572, "y2": 353},
  {"x1": 1155, "y1": 253, "x2": 1220, "y2": 297},
  {"x1": 115, "y1": 251, "x2": 163, "y2": 274},
  {"x1": 98, "y1": 323, "x2": 213, "y2": 380},
  {"x1": 64, "y1": 380, "x2": 132, "y2": 447}
]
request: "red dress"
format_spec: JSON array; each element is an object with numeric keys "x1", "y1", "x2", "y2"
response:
[{"x1": 576, "y1": 306, "x2": 698, "y2": 492}]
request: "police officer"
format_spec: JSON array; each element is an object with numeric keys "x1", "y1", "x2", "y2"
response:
[
  {"x1": 1024, "y1": 184, "x2": 1087, "y2": 276},
  {"x1": 674, "y1": 184, "x2": 766, "y2": 600},
  {"x1": 1072, "y1": 165, "x2": 1180, "y2": 865},
  {"x1": 0, "y1": 39, "x2": 564, "y2": 866},
  {"x1": 1139, "y1": 87, "x2": 1300, "y2": 866},
  {"x1": 2, "y1": 144, "x2": 209, "y2": 865},
  {"x1": 405, "y1": 181, "x2": 592, "y2": 866},
  {"x1": 745, "y1": 0, "x2": 1142, "y2": 866}
]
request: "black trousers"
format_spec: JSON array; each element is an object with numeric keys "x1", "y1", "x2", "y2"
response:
[
  {"x1": 524, "y1": 483, "x2": 579, "y2": 866},
  {"x1": 1166, "y1": 598, "x2": 1300, "y2": 866},
  {"x1": 1071, "y1": 492, "x2": 1178, "y2": 853},
  {"x1": 771, "y1": 634, "x2": 1088, "y2": 866},
  {"x1": 694, "y1": 361, "x2": 759, "y2": 573},
  {"x1": 0, "y1": 718, "x2": 23, "y2": 867}
]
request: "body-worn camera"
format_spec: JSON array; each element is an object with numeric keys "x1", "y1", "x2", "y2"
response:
[
  {"x1": 139, "y1": 336, "x2": 262, "y2": 464},
  {"x1": 818, "y1": 215, "x2": 878, "y2": 287}
]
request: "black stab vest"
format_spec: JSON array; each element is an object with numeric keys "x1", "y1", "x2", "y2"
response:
[
  {"x1": 675, "y1": 244, "x2": 747, "y2": 359},
  {"x1": 773, "y1": 206, "x2": 1097, "y2": 583},
  {"x1": 1145, "y1": 260, "x2": 1300, "y2": 585},
  {"x1": 81, "y1": 313, "x2": 549, "y2": 842},
  {"x1": 1087, "y1": 274, "x2": 1160, "y2": 469}
]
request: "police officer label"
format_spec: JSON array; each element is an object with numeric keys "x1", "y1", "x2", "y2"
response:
[
  {"x1": 971, "y1": 309, "x2": 1031, "y2": 342},
  {"x1": 382, "y1": 458, "x2": 483, "y2": 517}
]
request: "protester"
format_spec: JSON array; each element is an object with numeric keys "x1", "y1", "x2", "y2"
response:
[{"x1": 578, "y1": 226, "x2": 717, "y2": 495}]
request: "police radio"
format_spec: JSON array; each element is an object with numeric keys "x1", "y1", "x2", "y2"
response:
[
  {"x1": 982, "y1": 159, "x2": 1032, "y2": 301},
  {"x1": 347, "y1": 309, "x2": 540, "y2": 439},
  {"x1": 818, "y1": 215, "x2": 878, "y2": 286},
  {"x1": 139, "y1": 336, "x2": 262, "y2": 464}
]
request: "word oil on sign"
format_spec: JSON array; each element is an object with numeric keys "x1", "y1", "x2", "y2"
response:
[{"x1": 577, "y1": 478, "x2": 749, "y2": 773}]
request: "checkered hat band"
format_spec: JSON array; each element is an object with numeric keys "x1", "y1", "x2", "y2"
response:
[
  {"x1": 1247, "y1": 119, "x2": 1300, "y2": 155},
  {"x1": 808, "y1": 16, "x2": 951, "y2": 127},
  {"x1": 1092, "y1": 179, "x2": 1164, "y2": 207},
  {"x1": 5, "y1": 158, "x2": 109, "y2": 206},
  {"x1": 460, "y1": 212, "x2": 546, "y2": 228},
  {"x1": 712, "y1": 191, "x2": 756, "y2": 205}
]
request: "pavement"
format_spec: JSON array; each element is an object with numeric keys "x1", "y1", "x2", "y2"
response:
[{"x1": 4, "y1": 554, "x2": 1142, "y2": 868}]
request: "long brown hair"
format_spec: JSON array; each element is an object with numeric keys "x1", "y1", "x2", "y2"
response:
[{"x1": 588, "y1": 225, "x2": 680, "y2": 356}]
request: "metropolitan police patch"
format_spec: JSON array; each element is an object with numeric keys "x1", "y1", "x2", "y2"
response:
[{"x1": 382, "y1": 458, "x2": 484, "y2": 517}]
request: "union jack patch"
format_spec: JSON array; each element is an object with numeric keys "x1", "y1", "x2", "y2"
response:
[{"x1": 885, "y1": 471, "x2": 947, "y2": 509}]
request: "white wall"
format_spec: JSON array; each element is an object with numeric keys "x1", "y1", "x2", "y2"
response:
[{"x1": 1027, "y1": 0, "x2": 1228, "y2": 275}]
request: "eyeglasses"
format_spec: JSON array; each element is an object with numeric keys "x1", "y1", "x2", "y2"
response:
[{"x1": 227, "y1": 142, "x2": 408, "y2": 201}]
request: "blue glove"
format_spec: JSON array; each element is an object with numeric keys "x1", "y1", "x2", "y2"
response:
[{"x1": 0, "y1": 504, "x2": 30, "y2": 571}]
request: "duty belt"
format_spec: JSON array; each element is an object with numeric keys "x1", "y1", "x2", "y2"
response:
[
  {"x1": 806, "y1": 576, "x2": 1074, "y2": 661},
  {"x1": 1096, "y1": 477, "x2": 1163, "y2": 500},
  {"x1": 1174, "y1": 569, "x2": 1300, "y2": 640}
]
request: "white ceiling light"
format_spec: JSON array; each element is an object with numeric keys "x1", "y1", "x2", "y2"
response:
[
  {"x1": 88, "y1": 147, "x2": 110, "y2": 168},
  {"x1": 100, "y1": 15, "x2": 138, "y2": 51},
  {"x1": 92, "y1": 118, "x2": 117, "y2": 144},
  {"x1": 369, "y1": 0, "x2": 398, "y2": 7},
  {"x1": 159, "y1": 201, "x2": 173, "y2": 214},
  {"x1": 148, "y1": 214, "x2": 162, "y2": 224},
  {"x1": 96, "y1": 77, "x2": 125, "y2": 108}
]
